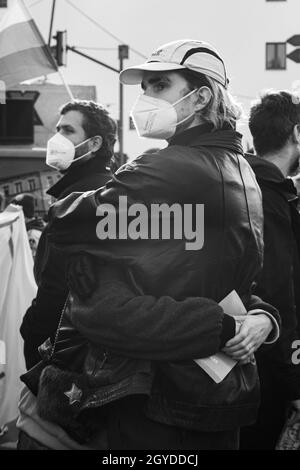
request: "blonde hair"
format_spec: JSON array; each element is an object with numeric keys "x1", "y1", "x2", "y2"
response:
[
  {"x1": 199, "y1": 76, "x2": 243, "y2": 130},
  {"x1": 179, "y1": 69, "x2": 242, "y2": 130}
]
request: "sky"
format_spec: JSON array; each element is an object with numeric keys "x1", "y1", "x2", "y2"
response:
[{"x1": 24, "y1": 0, "x2": 300, "y2": 157}]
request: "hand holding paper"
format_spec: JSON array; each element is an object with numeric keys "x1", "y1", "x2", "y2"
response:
[
  {"x1": 222, "y1": 313, "x2": 273, "y2": 361},
  {"x1": 194, "y1": 290, "x2": 247, "y2": 384}
]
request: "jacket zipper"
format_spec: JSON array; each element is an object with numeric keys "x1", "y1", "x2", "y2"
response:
[
  {"x1": 99, "y1": 351, "x2": 108, "y2": 369},
  {"x1": 91, "y1": 351, "x2": 108, "y2": 376}
]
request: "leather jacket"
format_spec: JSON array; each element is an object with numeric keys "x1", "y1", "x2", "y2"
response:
[{"x1": 24, "y1": 124, "x2": 280, "y2": 433}]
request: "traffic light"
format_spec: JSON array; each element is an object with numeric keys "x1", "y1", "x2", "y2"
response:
[{"x1": 51, "y1": 30, "x2": 67, "y2": 66}]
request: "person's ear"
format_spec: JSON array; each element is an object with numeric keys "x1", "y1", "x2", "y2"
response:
[
  {"x1": 292, "y1": 124, "x2": 300, "y2": 144},
  {"x1": 194, "y1": 86, "x2": 212, "y2": 112},
  {"x1": 89, "y1": 135, "x2": 103, "y2": 153}
]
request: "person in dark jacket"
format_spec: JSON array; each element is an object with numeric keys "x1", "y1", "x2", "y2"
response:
[
  {"x1": 18, "y1": 40, "x2": 280, "y2": 450},
  {"x1": 20, "y1": 100, "x2": 117, "y2": 370},
  {"x1": 240, "y1": 90, "x2": 300, "y2": 449}
]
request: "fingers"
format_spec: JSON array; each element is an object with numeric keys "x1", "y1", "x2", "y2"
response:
[
  {"x1": 224, "y1": 326, "x2": 249, "y2": 348},
  {"x1": 224, "y1": 346, "x2": 256, "y2": 361},
  {"x1": 238, "y1": 355, "x2": 256, "y2": 365},
  {"x1": 223, "y1": 344, "x2": 255, "y2": 360},
  {"x1": 223, "y1": 340, "x2": 254, "y2": 355},
  {"x1": 223, "y1": 320, "x2": 258, "y2": 358}
]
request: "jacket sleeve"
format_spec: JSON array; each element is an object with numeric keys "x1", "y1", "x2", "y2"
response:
[
  {"x1": 69, "y1": 264, "x2": 236, "y2": 361},
  {"x1": 20, "y1": 242, "x2": 68, "y2": 370},
  {"x1": 253, "y1": 183, "x2": 300, "y2": 396}
]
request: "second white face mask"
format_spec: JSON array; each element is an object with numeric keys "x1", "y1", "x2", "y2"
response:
[
  {"x1": 130, "y1": 89, "x2": 198, "y2": 140},
  {"x1": 46, "y1": 133, "x2": 92, "y2": 171}
]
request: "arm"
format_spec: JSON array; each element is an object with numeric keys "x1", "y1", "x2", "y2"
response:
[
  {"x1": 69, "y1": 263, "x2": 236, "y2": 362},
  {"x1": 68, "y1": 259, "x2": 279, "y2": 362},
  {"x1": 20, "y1": 241, "x2": 68, "y2": 370}
]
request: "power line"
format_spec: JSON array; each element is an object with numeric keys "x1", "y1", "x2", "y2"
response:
[
  {"x1": 65, "y1": 0, "x2": 147, "y2": 59},
  {"x1": 28, "y1": 0, "x2": 45, "y2": 8},
  {"x1": 74, "y1": 47, "x2": 118, "y2": 51}
]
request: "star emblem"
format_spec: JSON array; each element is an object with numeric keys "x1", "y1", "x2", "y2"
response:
[{"x1": 64, "y1": 383, "x2": 82, "y2": 405}]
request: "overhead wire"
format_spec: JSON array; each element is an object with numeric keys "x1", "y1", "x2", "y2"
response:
[
  {"x1": 28, "y1": 0, "x2": 45, "y2": 8},
  {"x1": 73, "y1": 47, "x2": 118, "y2": 51},
  {"x1": 65, "y1": 0, "x2": 147, "y2": 59}
]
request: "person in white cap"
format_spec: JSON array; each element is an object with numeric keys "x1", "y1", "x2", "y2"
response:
[
  {"x1": 19, "y1": 39, "x2": 280, "y2": 450},
  {"x1": 121, "y1": 39, "x2": 231, "y2": 140}
]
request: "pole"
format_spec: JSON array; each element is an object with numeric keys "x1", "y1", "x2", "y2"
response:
[
  {"x1": 57, "y1": 67, "x2": 74, "y2": 100},
  {"x1": 48, "y1": 0, "x2": 57, "y2": 46},
  {"x1": 118, "y1": 45, "x2": 129, "y2": 160},
  {"x1": 66, "y1": 44, "x2": 129, "y2": 153},
  {"x1": 119, "y1": 55, "x2": 124, "y2": 159}
]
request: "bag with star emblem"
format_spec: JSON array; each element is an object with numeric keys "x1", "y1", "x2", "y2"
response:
[{"x1": 36, "y1": 364, "x2": 102, "y2": 444}]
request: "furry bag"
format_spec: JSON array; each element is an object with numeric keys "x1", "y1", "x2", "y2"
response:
[{"x1": 36, "y1": 365, "x2": 102, "y2": 444}]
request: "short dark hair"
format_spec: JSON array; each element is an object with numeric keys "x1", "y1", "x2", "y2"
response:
[
  {"x1": 60, "y1": 100, "x2": 117, "y2": 164},
  {"x1": 249, "y1": 91, "x2": 300, "y2": 155},
  {"x1": 11, "y1": 193, "x2": 35, "y2": 218}
]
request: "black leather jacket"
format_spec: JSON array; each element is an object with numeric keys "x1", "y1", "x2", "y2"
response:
[{"x1": 30, "y1": 125, "x2": 280, "y2": 433}]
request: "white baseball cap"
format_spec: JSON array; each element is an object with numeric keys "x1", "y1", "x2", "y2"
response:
[{"x1": 120, "y1": 39, "x2": 228, "y2": 88}]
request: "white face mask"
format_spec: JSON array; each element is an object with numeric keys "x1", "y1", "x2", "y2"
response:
[
  {"x1": 46, "y1": 133, "x2": 93, "y2": 171},
  {"x1": 130, "y1": 88, "x2": 198, "y2": 140}
]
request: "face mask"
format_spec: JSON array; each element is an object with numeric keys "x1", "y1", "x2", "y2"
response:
[
  {"x1": 130, "y1": 88, "x2": 198, "y2": 140},
  {"x1": 46, "y1": 133, "x2": 93, "y2": 171}
]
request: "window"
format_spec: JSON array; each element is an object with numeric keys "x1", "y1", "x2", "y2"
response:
[
  {"x1": 0, "y1": 1, "x2": 7, "y2": 7},
  {"x1": 47, "y1": 176, "x2": 54, "y2": 187},
  {"x1": 15, "y1": 182, "x2": 23, "y2": 194},
  {"x1": 266, "y1": 43, "x2": 286, "y2": 69},
  {"x1": 28, "y1": 178, "x2": 36, "y2": 191},
  {"x1": 3, "y1": 185, "x2": 9, "y2": 197}
]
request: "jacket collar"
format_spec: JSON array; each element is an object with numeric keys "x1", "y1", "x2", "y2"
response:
[
  {"x1": 169, "y1": 123, "x2": 244, "y2": 155},
  {"x1": 245, "y1": 153, "x2": 298, "y2": 203},
  {"x1": 47, "y1": 157, "x2": 108, "y2": 199}
]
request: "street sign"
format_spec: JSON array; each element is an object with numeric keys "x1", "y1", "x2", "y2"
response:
[
  {"x1": 287, "y1": 48, "x2": 300, "y2": 63},
  {"x1": 287, "y1": 35, "x2": 300, "y2": 47}
]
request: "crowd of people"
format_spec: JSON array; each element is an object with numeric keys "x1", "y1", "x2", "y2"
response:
[{"x1": 2, "y1": 38, "x2": 300, "y2": 450}]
